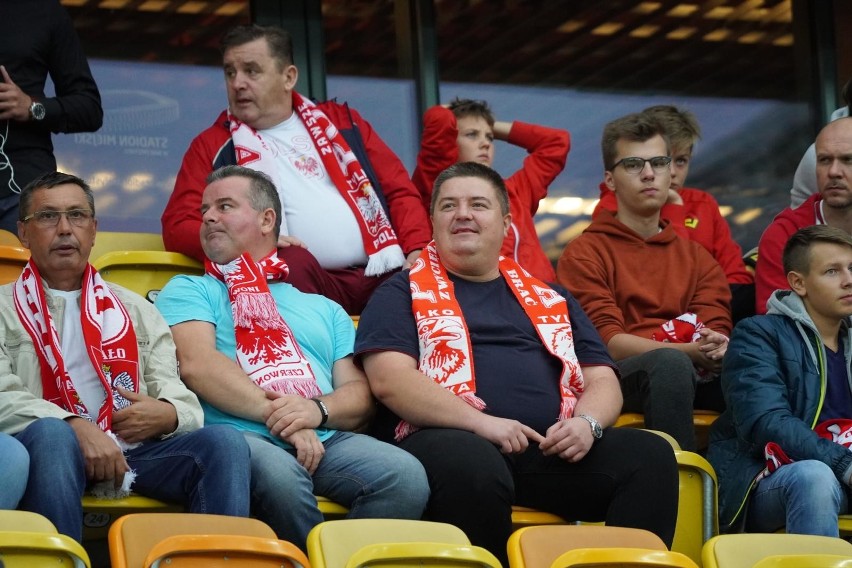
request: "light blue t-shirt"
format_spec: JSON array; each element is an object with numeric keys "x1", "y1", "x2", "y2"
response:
[{"x1": 155, "y1": 274, "x2": 356, "y2": 448}]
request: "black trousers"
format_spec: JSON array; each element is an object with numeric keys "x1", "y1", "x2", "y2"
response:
[{"x1": 398, "y1": 427, "x2": 679, "y2": 567}]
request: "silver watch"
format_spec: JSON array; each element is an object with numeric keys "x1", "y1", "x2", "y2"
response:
[
  {"x1": 578, "y1": 414, "x2": 603, "y2": 439},
  {"x1": 29, "y1": 100, "x2": 46, "y2": 121}
]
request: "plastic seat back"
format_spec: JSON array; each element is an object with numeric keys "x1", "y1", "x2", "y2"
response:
[
  {"x1": 90, "y1": 231, "x2": 164, "y2": 260},
  {"x1": 0, "y1": 510, "x2": 58, "y2": 533},
  {"x1": 108, "y1": 513, "x2": 277, "y2": 568},
  {"x1": 0, "y1": 531, "x2": 91, "y2": 568},
  {"x1": 0, "y1": 244, "x2": 29, "y2": 284},
  {"x1": 93, "y1": 250, "x2": 203, "y2": 302},
  {"x1": 702, "y1": 533, "x2": 852, "y2": 568},
  {"x1": 550, "y1": 547, "x2": 699, "y2": 568},
  {"x1": 752, "y1": 554, "x2": 852, "y2": 568},
  {"x1": 145, "y1": 534, "x2": 309, "y2": 568},
  {"x1": 81, "y1": 493, "x2": 180, "y2": 541},
  {"x1": 307, "y1": 519, "x2": 472, "y2": 568},
  {"x1": 507, "y1": 525, "x2": 667, "y2": 568},
  {"x1": 672, "y1": 450, "x2": 718, "y2": 565},
  {"x1": 346, "y1": 541, "x2": 501, "y2": 568}
]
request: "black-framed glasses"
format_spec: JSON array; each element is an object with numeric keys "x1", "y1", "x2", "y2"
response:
[
  {"x1": 610, "y1": 156, "x2": 672, "y2": 175},
  {"x1": 21, "y1": 209, "x2": 94, "y2": 227}
]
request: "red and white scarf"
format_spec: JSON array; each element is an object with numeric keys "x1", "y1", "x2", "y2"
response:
[
  {"x1": 757, "y1": 419, "x2": 852, "y2": 482},
  {"x1": 398, "y1": 241, "x2": 585, "y2": 441},
  {"x1": 227, "y1": 92, "x2": 405, "y2": 276},
  {"x1": 12, "y1": 261, "x2": 140, "y2": 431},
  {"x1": 206, "y1": 252, "x2": 322, "y2": 399},
  {"x1": 652, "y1": 312, "x2": 725, "y2": 382}
]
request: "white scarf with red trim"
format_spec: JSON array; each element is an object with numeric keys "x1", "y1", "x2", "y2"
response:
[
  {"x1": 227, "y1": 92, "x2": 405, "y2": 276},
  {"x1": 206, "y1": 252, "x2": 322, "y2": 399},
  {"x1": 13, "y1": 261, "x2": 140, "y2": 498},
  {"x1": 399, "y1": 242, "x2": 585, "y2": 441}
]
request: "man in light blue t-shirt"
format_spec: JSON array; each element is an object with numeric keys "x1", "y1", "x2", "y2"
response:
[{"x1": 156, "y1": 165, "x2": 428, "y2": 551}]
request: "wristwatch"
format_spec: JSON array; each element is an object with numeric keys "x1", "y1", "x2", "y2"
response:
[
  {"x1": 311, "y1": 397, "x2": 329, "y2": 427},
  {"x1": 29, "y1": 99, "x2": 46, "y2": 121},
  {"x1": 578, "y1": 414, "x2": 603, "y2": 439}
]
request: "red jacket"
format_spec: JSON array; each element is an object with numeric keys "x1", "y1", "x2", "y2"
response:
[
  {"x1": 557, "y1": 211, "x2": 731, "y2": 345},
  {"x1": 412, "y1": 105, "x2": 569, "y2": 282},
  {"x1": 163, "y1": 102, "x2": 431, "y2": 262},
  {"x1": 754, "y1": 193, "x2": 824, "y2": 314},
  {"x1": 595, "y1": 184, "x2": 752, "y2": 285}
]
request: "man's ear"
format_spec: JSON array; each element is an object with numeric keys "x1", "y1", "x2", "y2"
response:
[
  {"x1": 603, "y1": 170, "x2": 616, "y2": 192},
  {"x1": 261, "y1": 208, "x2": 276, "y2": 236},
  {"x1": 787, "y1": 270, "x2": 807, "y2": 298},
  {"x1": 283, "y1": 64, "x2": 298, "y2": 91},
  {"x1": 502, "y1": 212, "x2": 512, "y2": 237},
  {"x1": 17, "y1": 220, "x2": 30, "y2": 250}
]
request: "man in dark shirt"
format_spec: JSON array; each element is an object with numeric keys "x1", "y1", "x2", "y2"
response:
[
  {"x1": 355, "y1": 161, "x2": 678, "y2": 566},
  {"x1": 0, "y1": 0, "x2": 103, "y2": 232}
]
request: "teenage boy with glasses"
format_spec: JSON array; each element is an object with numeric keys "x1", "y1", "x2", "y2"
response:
[{"x1": 556, "y1": 112, "x2": 732, "y2": 451}]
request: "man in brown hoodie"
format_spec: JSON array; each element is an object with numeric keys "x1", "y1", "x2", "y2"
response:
[{"x1": 557, "y1": 112, "x2": 731, "y2": 451}]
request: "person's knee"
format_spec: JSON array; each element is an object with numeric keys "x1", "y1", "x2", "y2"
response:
[
  {"x1": 195, "y1": 425, "x2": 250, "y2": 462},
  {"x1": 18, "y1": 418, "x2": 80, "y2": 458},
  {"x1": 784, "y1": 460, "x2": 843, "y2": 506},
  {"x1": 383, "y1": 450, "x2": 430, "y2": 508}
]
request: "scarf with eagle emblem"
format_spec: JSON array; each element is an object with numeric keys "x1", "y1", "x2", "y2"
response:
[
  {"x1": 206, "y1": 251, "x2": 322, "y2": 399},
  {"x1": 13, "y1": 261, "x2": 140, "y2": 431},
  {"x1": 227, "y1": 91, "x2": 405, "y2": 276},
  {"x1": 400, "y1": 241, "x2": 585, "y2": 441}
]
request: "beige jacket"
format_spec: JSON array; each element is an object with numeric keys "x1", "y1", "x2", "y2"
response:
[{"x1": 0, "y1": 279, "x2": 202, "y2": 436}]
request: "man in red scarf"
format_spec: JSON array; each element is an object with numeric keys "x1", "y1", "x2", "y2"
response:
[
  {"x1": 355, "y1": 162, "x2": 678, "y2": 567},
  {"x1": 162, "y1": 24, "x2": 431, "y2": 315},
  {"x1": 156, "y1": 165, "x2": 428, "y2": 553},
  {"x1": 0, "y1": 172, "x2": 251, "y2": 542}
]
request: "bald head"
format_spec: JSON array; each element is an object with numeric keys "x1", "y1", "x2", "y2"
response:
[{"x1": 815, "y1": 117, "x2": 852, "y2": 210}]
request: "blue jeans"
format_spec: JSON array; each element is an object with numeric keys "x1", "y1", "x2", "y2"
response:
[
  {"x1": 15, "y1": 417, "x2": 251, "y2": 541},
  {"x1": 747, "y1": 459, "x2": 850, "y2": 536},
  {"x1": 245, "y1": 430, "x2": 429, "y2": 551},
  {"x1": 0, "y1": 433, "x2": 29, "y2": 509}
]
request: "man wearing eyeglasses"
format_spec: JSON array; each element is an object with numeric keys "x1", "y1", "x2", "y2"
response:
[
  {"x1": 0, "y1": 171, "x2": 252, "y2": 541},
  {"x1": 556, "y1": 113, "x2": 731, "y2": 452}
]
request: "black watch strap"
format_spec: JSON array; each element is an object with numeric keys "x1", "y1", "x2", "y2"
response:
[{"x1": 311, "y1": 397, "x2": 329, "y2": 426}]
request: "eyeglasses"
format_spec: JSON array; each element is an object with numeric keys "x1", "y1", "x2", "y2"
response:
[
  {"x1": 610, "y1": 156, "x2": 672, "y2": 175},
  {"x1": 21, "y1": 209, "x2": 94, "y2": 227}
]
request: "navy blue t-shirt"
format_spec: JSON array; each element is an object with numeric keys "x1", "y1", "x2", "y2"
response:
[
  {"x1": 818, "y1": 332, "x2": 852, "y2": 423},
  {"x1": 354, "y1": 270, "x2": 615, "y2": 440}
]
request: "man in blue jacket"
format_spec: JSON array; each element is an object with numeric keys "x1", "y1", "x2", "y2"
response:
[{"x1": 709, "y1": 225, "x2": 852, "y2": 535}]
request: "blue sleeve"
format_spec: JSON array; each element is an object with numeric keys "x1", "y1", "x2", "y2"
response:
[
  {"x1": 154, "y1": 275, "x2": 217, "y2": 327},
  {"x1": 331, "y1": 304, "x2": 357, "y2": 361}
]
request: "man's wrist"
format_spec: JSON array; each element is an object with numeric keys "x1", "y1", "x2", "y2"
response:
[{"x1": 311, "y1": 397, "x2": 329, "y2": 427}]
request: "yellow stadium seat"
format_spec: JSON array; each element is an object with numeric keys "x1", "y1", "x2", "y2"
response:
[
  {"x1": 93, "y1": 250, "x2": 203, "y2": 302},
  {"x1": 144, "y1": 534, "x2": 310, "y2": 567},
  {"x1": 0, "y1": 243, "x2": 29, "y2": 284},
  {"x1": 0, "y1": 229, "x2": 22, "y2": 246},
  {"x1": 346, "y1": 541, "x2": 500, "y2": 567},
  {"x1": 307, "y1": 519, "x2": 489, "y2": 568},
  {"x1": 0, "y1": 510, "x2": 91, "y2": 568},
  {"x1": 672, "y1": 450, "x2": 718, "y2": 565},
  {"x1": 615, "y1": 411, "x2": 720, "y2": 451},
  {"x1": 507, "y1": 525, "x2": 668, "y2": 568},
  {"x1": 108, "y1": 512, "x2": 283, "y2": 568},
  {"x1": 90, "y1": 231, "x2": 164, "y2": 260},
  {"x1": 702, "y1": 533, "x2": 852, "y2": 568},
  {"x1": 838, "y1": 514, "x2": 852, "y2": 536},
  {"x1": 752, "y1": 554, "x2": 852, "y2": 568},
  {"x1": 0, "y1": 532, "x2": 91, "y2": 568},
  {"x1": 82, "y1": 493, "x2": 181, "y2": 541},
  {"x1": 551, "y1": 547, "x2": 699, "y2": 568}
]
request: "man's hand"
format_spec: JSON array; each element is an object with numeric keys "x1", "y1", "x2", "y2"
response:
[
  {"x1": 264, "y1": 391, "x2": 323, "y2": 438},
  {"x1": 277, "y1": 235, "x2": 308, "y2": 249},
  {"x1": 472, "y1": 414, "x2": 544, "y2": 454},
  {"x1": 539, "y1": 418, "x2": 594, "y2": 462},
  {"x1": 404, "y1": 249, "x2": 422, "y2": 269},
  {"x1": 694, "y1": 328, "x2": 729, "y2": 373},
  {"x1": 111, "y1": 387, "x2": 178, "y2": 443},
  {"x1": 283, "y1": 428, "x2": 325, "y2": 474},
  {"x1": 0, "y1": 66, "x2": 33, "y2": 122},
  {"x1": 67, "y1": 417, "x2": 130, "y2": 487}
]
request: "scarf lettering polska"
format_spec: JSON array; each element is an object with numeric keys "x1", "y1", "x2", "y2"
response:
[
  {"x1": 398, "y1": 241, "x2": 585, "y2": 441},
  {"x1": 227, "y1": 91, "x2": 405, "y2": 276},
  {"x1": 13, "y1": 261, "x2": 139, "y2": 430},
  {"x1": 206, "y1": 252, "x2": 322, "y2": 399}
]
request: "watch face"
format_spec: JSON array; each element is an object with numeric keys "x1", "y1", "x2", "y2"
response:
[{"x1": 30, "y1": 102, "x2": 46, "y2": 121}]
